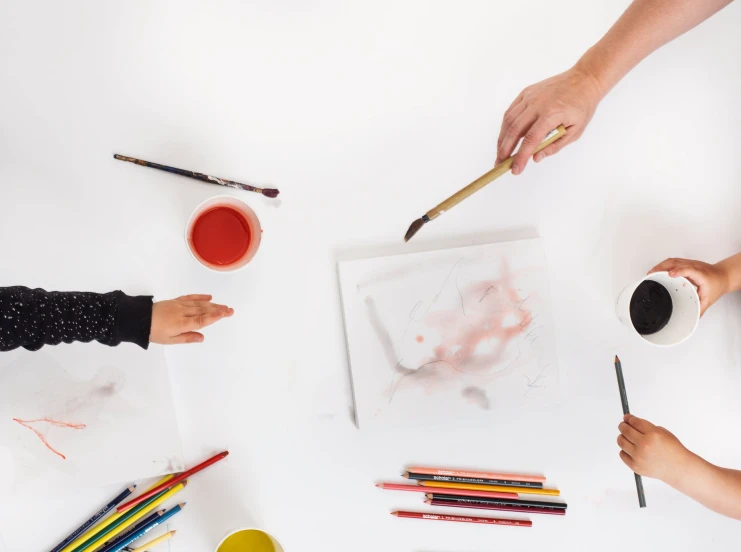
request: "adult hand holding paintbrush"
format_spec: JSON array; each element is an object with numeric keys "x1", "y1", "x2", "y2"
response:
[{"x1": 404, "y1": 125, "x2": 566, "y2": 242}]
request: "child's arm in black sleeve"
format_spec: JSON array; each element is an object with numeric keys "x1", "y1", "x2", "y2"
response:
[{"x1": 0, "y1": 286, "x2": 153, "y2": 352}]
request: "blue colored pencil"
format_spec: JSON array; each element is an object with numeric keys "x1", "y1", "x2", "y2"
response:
[
  {"x1": 96, "y1": 504, "x2": 185, "y2": 552},
  {"x1": 49, "y1": 485, "x2": 136, "y2": 552}
]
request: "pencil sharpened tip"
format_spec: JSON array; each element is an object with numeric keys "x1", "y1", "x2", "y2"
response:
[
  {"x1": 262, "y1": 188, "x2": 280, "y2": 198},
  {"x1": 615, "y1": 355, "x2": 620, "y2": 363},
  {"x1": 404, "y1": 218, "x2": 425, "y2": 242},
  {"x1": 391, "y1": 511, "x2": 399, "y2": 516}
]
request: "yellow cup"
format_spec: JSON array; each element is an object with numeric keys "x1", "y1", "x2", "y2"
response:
[{"x1": 216, "y1": 529, "x2": 284, "y2": 552}]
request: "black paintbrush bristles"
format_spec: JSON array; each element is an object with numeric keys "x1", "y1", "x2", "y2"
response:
[
  {"x1": 404, "y1": 218, "x2": 425, "y2": 242},
  {"x1": 261, "y1": 188, "x2": 280, "y2": 198}
]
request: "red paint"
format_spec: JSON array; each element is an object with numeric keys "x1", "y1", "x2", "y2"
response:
[
  {"x1": 13, "y1": 417, "x2": 86, "y2": 460},
  {"x1": 191, "y1": 206, "x2": 251, "y2": 266},
  {"x1": 416, "y1": 335, "x2": 424, "y2": 343},
  {"x1": 424, "y1": 260, "x2": 530, "y2": 375}
]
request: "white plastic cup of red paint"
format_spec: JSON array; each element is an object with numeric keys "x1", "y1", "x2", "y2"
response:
[
  {"x1": 615, "y1": 271, "x2": 700, "y2": 347},
  {"x1": 185, "y1": 195, "x2": 261, "y2": 272}
]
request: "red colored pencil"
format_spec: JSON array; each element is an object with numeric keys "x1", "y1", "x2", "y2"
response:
[
  {"x1": 117, "y1": 451, "x2": 229, "y2": 512},
  {"x1": 391, "y1": 510, "x2": 531, "y2": 527},
  {"x1": 408, "y1": 467, "x2": 545, "y2": 483},
  {"x1": 427, "y1": 498, "x2": 565, "y2": 516},
  {"x1": 376, "y1": 483, "x2": 517, "y2": 499}
]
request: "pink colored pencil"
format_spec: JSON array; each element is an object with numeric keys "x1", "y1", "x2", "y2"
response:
[
  {"x1": 392, "y1": 510, "x2": 531, "y2": 527},
  {"x1": 407, "y1": 467, "x2": 545, "y2": 483},
  {"x1": 376, "y1": 483, "x2": 517, "y2": 499}
]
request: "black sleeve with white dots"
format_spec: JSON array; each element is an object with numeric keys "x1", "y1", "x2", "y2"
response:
[{"x1": 0, "y1": 286, "x2": 153, "y2": 352}]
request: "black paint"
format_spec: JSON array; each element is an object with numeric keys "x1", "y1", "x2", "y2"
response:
[{"x1": 630, "y1": 280, "x2": 673, "y2": 335}]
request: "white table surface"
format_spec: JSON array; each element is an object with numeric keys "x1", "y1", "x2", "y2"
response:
[{"x1": 2, "y1": 1, "x2": 741, "y2": 550}]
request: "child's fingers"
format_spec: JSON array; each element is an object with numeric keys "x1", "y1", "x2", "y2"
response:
[
  {"x1": 618, "y1": 421, "x2": 642, "y2": 443},
  {"x1": 181, "y1": 300, "x2": 224, "y2": 309},
  {"x1": 169, "y1": 332, "x2": 204, "y2": 344},
  {"x1": 617, "y1": 434, "x2": 635, "y2": 455},
  {"x1": 648, "y1": 258, "x2": 683, "y2": 274},
  {"x1": 625, "y1": 414, "x2": 654, "y2": 433},
  {"x1": 183, "y1": 303, "x2": 230, "y2": 317},
  {"x1": 177, "y1": 294, "x2": 213, "y2": 301},
  {"x1": 666, "y1": 266, "x2": 705, "y2": 287},
  {"x1": 182, "y1": 309, "x2": 233, "y2": 331},
  {"x1": 619, "y1": 450, "x2": 635, "y2": 470}
]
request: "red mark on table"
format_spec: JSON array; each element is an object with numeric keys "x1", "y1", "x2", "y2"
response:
[
  {"x1": 416, "y1": 335, "x2": 424, "y2": 343},
  {"x1": 13, "y1": 417, "x2": 86, "y2": 460}
]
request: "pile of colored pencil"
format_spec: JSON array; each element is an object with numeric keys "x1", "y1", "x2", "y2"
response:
[
  {"x1": 49, "y1": 451, "x2": 229, "y2": 552},
  {"x1": 379, "y1": 466, "x2": 566, "y2": 528}
]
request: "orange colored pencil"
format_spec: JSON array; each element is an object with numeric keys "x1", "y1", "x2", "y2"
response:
[
  {"x1": 392, "y1": 511, "x2": 531, "y2": 528},
  {"x1": 117, "y1": 451, "x2": 228, "y2": 512},
  {"x1": 376, "y1": 483, "x2": 517, "y2": 499},
  {"x1": 407, "y1": 467, "x2": 545, "y2": 483}
]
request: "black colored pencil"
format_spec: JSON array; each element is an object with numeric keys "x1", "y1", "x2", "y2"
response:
[
  {"x1": 113, "y1": 154, "x2": 279, "y2": 198},
  {"x1": 615, "y1": 355, "x2": 647, "y2": 508},
  {"x1": 404, "y1": 471, "x2": 543, "y2": 488},
  {"x1": 49, "y1": 485, "x2": 135, "y2": 552},
  {"x1": 427, "y1": 493, "x2": 566, "y2": 509},
  {"x1": 427, "y1": 498, "x2": 566, "y2": 516}
]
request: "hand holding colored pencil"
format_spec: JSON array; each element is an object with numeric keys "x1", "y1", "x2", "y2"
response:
[{"x1": 614, "y1": 355, "x2": 647, "y2": 508}]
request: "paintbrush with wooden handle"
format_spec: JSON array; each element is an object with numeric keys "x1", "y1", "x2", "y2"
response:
[{"x1": 404, "y1": 125, "x2": 566, "y2": 242}]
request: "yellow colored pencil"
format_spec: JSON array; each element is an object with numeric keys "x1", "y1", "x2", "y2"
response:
[
  {"x1": 130, "y1": 530, "x2": 176, "y2": 552},
  {"x1": 420, "y1": 480, "x2": 560, "y2": 496},
  {"x1": 60, "y1": 475, "x2": 175, "y2": 552},
  {"x1": 74, "y1": 482, "x2": 186, "y2": 552}
]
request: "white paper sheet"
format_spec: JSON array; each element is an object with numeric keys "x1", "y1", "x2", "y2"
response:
[
  {"x1": 0, "y1": 343, "x2": 184, "y2": 494},
  {"x1": 339, "y1": 239, "x2": 559, "y2": 429}
]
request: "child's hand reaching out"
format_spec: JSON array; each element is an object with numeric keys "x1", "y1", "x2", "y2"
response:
[{"x1": 151, "y1": 294, "x2": 234, "y2": 344}]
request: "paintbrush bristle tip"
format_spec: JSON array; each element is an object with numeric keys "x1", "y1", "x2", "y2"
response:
[
  {"x1": 262, "y1": 188, "x2": 280, "y2": 198},
  {"x1": 404, "y1": 218, "x2": 425, "y2": 242}
]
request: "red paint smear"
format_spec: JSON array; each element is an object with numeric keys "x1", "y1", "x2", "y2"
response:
[
  {"x1": 416, "y1": 335, "x2": 424, "y2": 343},
  {"x1": 191, "y1": 206, "x2": 251, "y2": 266},
  {"x1": 13, "y1": 417, "x2": 86, "y2": 460},
  {"x1": 423, "y1": 260, "x2": 531, "y2": 375}
]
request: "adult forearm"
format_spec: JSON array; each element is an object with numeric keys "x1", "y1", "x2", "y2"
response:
[
  {"x1": 577, "y1": 0, "x2": 734, "y2": 98},
  {"x1": 668, "y1": 452, "x2": 741, "y2": 520}
]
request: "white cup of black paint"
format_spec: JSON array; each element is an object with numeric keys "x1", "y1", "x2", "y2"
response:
[{"x1": 616, "y1": 271, "x2": 700, "y2": 347}]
